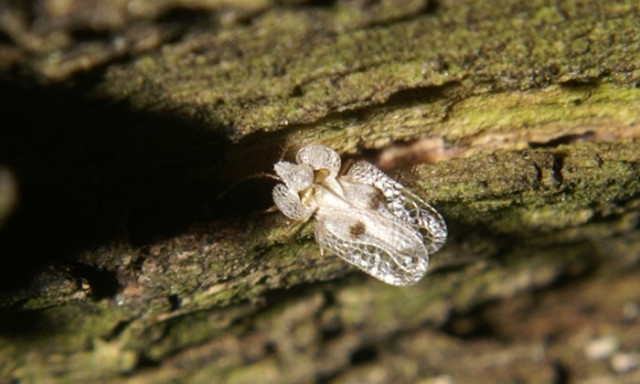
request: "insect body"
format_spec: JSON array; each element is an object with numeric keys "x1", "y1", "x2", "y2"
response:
[{"x1": 272, "y1": 144, "x2": 447, "y2": 286}]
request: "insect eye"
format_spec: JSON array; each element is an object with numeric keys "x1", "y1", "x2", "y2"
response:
[{"x1": 314, "y1": 168, "x2": 331, "y2": 183}]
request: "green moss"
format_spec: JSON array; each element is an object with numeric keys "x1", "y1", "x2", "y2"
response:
[
  {"x1": 224, "y1": 358, "x2": 280, "y2": 384},
  {"x1": 3, "y1": 0, "x2": 640, "y2": 382},
  {"x1": 416, "y1": 141, "x2": 639, "y2": 234},
  {"x1": 100, "y1": 1, "x2": 640, "y2": 141}
]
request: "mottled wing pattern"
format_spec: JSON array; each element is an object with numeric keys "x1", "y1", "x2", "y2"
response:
[
  {"x1": 273, "y1": 144, "x2": 447, "y2": 286},
  {"x1": 274, "y1": 161, "x2": 314, "y2": 192},
  {"x1": 272, "y1": 183, "x2": 313, "y2": 221},
  {"x1": 344, "y1": 161, "x2": 447, "y2": 254},
  {"x1": 296, "y1": 144, "x2": 341, "y2": 178},
  {"x1": 314, "y1": 206, "x2": 429, "y2": 286}
]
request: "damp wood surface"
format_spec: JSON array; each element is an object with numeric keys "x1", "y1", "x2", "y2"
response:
[{"x1": 0, "y1": 0, "x2": 639, "y2": 383}]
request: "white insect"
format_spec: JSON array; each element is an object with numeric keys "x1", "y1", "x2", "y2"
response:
[{"x1": 272, "y1": 144, "x2": 447, "y2": 286}]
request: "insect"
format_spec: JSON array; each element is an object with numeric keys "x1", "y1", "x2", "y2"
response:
[{"x1": 272, "y1": 144, "x2": 447, "y2": 286}]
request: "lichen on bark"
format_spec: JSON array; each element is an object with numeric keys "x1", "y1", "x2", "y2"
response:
[{"x1": 0, "y1": 0, "x2": 639, "y2": 383}]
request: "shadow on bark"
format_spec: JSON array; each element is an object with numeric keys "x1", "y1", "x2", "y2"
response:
[{"x1": 0, "y1": 79, "x2": 284, "y2": 297}]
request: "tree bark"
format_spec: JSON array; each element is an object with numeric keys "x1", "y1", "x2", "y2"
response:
[{"x1": 0, "y1": 0, "x2": 639, "y2": 383}]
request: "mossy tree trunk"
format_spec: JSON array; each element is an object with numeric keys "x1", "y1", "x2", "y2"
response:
[{"x1": 1, "y1": 0, "x2": 639, "y2": 383}]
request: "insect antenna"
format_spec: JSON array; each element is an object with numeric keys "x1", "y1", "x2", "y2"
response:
[{"x1": 216, "y1": 172, "x2": 280, "y2": 200}]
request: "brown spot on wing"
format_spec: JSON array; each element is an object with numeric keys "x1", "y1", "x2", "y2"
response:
[{"x1": 349, "y1": 220, "x2": 366, "y2": 238}]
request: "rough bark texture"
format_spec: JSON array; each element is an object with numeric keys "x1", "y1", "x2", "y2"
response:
[{"x1": 1, "y1": 0, "x2": 639, "y2": 383}]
